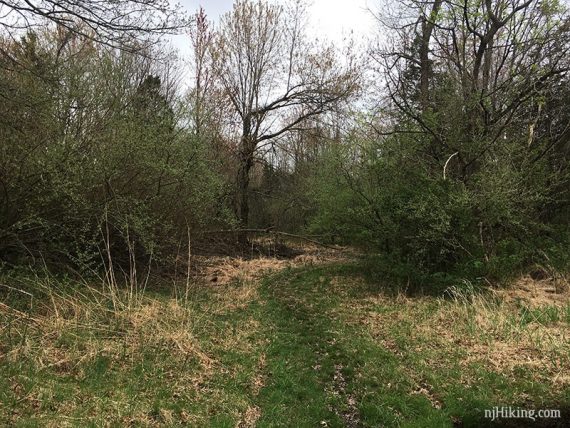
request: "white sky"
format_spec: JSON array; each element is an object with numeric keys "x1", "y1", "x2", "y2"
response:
[{"x1": 170, "y1": 0, "x2": 377, "y2": 60}]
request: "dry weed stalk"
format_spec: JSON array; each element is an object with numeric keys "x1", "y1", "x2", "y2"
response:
[{"x1": 100, "y1": 207, "x2": 152, "y2": 311}]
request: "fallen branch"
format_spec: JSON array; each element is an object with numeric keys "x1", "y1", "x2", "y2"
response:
[
  {"x1": 200, "y1": 228, "x2": 342, "y2": 251},
  {"x1": 271, "y1": 231, "x2": 342, "y2": 250}
]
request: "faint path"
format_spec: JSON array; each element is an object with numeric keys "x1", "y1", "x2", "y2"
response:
[
  {"x1": 253, "y1": 266, "x2": 362, "y2": 427},
  {"x1": 192, "y1": 242, "x2": 361, "y2": 427}
]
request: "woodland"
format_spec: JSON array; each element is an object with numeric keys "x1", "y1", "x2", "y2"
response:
[{"x1": 1, "y1": 0, "x2": 569, "y2": 426}]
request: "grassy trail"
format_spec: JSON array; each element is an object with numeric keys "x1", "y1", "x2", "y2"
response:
[
  {"x1": 254, "y1": 267, "x2": 451, "y2": 427},
  {"x1": 1, "y1": 260, "x2": 568, "y2": 426},
  {"x1": 253, "y1": 265, "x2": 569, "y2": 428},
  {"x1": 256, "y1": 268, "x2": 361, "y2": 427}
]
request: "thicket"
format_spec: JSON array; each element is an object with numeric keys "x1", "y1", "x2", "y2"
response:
[
  {"x1": 0, "y1": 31, "x2": 230, "y2": 272},
  {"x1": 307, "y1": 0, "x2": 570, "y2": 286},
  {"x1": 1, "y1": 0, "x2": 569, "y2": 289}
]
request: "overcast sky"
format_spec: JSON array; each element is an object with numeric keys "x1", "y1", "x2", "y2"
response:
[{"x1": 170, "y1": 0, "x2": 377, "y2": 59}]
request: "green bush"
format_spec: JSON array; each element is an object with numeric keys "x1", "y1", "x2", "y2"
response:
[
  {"x1": 0, "y1": 31, "x2": 231, "y2": 271},
  {"x1": 307, "y1": 131, "x2": 570, "y2": 287}
]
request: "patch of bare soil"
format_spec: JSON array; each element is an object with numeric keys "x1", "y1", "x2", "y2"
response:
[
  {"x1": 329, "y1": 363, "x2": 360, "y2": 427},
  {"x1": 411, "y1": 380, "x2": 443, "y2": 410},
  {"x1": 237, "y1": 405, "x2": 261, "y2": 428}
]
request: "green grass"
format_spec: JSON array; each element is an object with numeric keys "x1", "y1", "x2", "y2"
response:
[
  {"x1": 257, "y1": 265, "x2": 569, "y2": 427},
  {"x1": 1, "y1": 262, "x2": 569, "y2": 426},
  {"x1": 254, "y1": 268, "x2": 443, "y2": 427}
]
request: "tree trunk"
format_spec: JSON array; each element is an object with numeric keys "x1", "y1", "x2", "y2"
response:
[
  {"x1": 236, "y1": 146, "x2": 253, "y2": 227},
  {"x1": 419, "y1": 0, "x2": 442, "y2": 112},
  {"x1": 235, "y1": 118, "x2": 255, "y2": 242}
]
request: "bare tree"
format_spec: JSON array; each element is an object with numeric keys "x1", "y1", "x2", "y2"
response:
[
  {"x1": 0, "y1": 0, "x2": 187, "y2": 49},
  {"x1": 188, "y1": 7, "x2": 213, "y2": 138},
  {"x1": 210, "y1": 0, "x2": 359, "y2": 230},
  {"x1": 374, "y1": 0, "x2": 570, "y2": 179}
]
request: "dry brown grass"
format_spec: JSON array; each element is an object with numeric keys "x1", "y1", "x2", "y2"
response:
[
  {"x1": 496, "y1": 275, "x2": 569, "y2": 308},
  {"x1": 2, "y1": 291, "x2": 214, "y2": 378},
  {"x1": 185, "y1": 243, "x2": 350, "y2": 315},
  {"x1": 335, "y1": 274, "x2": 570, "y2": 397},
  {"x1": 1, "y1": 275, "x2": 265, "y2": 425},
  {"x1": 192, "y1": 243, "x2": 351, "y2": 286}
]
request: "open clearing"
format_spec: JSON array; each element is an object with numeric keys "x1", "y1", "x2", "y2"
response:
[{"x1": 1, "y1": 245, "x2": 569, "y2": 427}]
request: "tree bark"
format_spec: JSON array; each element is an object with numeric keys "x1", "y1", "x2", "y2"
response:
[
  {"x1": 236, "y1": 116, "x2": 255, "y2": 240},
  {"x1": 419, "y1": 0, "x2": 442, "y2": 112},
  {"x1": 236, "y1": 143, "x2": 254, "y2": 228}
]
